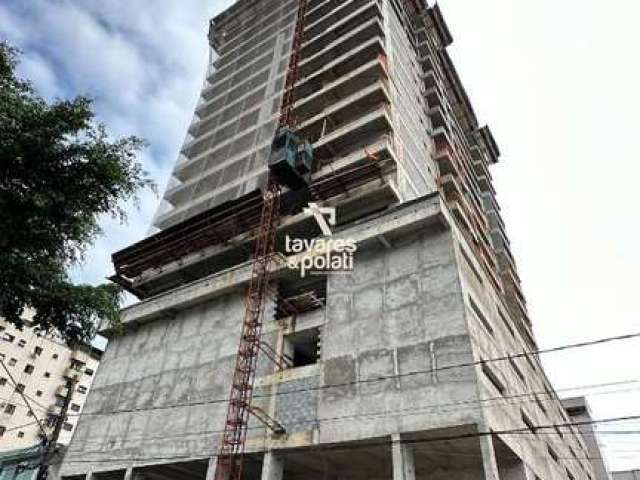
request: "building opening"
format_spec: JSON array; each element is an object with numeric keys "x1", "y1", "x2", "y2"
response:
[{"x1": 284, "y1": 328, "x2": 321, "y2": 368}]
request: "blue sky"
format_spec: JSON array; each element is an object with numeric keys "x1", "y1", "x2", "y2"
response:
[{"x1": 1, "y1": 0, "x2": 639, "y2": 470}]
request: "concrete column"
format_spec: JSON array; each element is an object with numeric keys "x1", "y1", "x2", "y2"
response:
[
  {"x1": 123, "y1": 467, "x2": 134, "y2": 480},
  {"x1": 392, "y1": 434, "x2": 416, "y2": 480},
  {"x1": 261, "y1": 452, "x2": 284, "y2": 480},
  {"x1": 206, "y1": 456, "x2": 222, "y2": 480},
  {"x1": 523, "y1": 465, "x2": 537, "y2": 480},
  {"x1": 479, "y1": 435, "x2": 501, "y2": 480},
  {"x1": 85, "y1": 472, "x2": 94, "y2": 480}
]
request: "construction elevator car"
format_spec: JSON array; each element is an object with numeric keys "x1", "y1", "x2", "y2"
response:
[{"x1": 268, "y1": 127, "x2": 314, "y2": 191}]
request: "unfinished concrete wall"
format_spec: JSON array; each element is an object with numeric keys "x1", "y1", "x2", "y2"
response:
[
  {"x1": 59, "y1": 291, "x2": 259, "y2": 475},
  {"x1": 317, "y1": 226, "x2": 480, "y2": 443},
  {"x1": 154, "y1": 0, "x2": 298, "y2": 230}
]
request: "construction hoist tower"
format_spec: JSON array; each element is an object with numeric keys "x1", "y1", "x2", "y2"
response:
[{"x1": 214, "y1": 0, "x2": 312, "y2": 478}]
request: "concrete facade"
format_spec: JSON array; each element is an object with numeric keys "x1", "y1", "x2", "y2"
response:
[
  {"x1": 59, "y1": 1, "x2": 603, "y2": 479},
  {"x1": 0, "y1": 318, "x2": 101, "y2": 451},
  {"x1": 562, "y1": 397, "x2": 611, "y2": 480}
]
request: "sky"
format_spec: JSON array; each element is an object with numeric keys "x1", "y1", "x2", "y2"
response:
[{"x1": 1, "y1": 0, "x2": 639, "y2": 471}]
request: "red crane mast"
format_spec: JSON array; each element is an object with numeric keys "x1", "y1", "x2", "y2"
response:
[{"x1": 214, "y1": 0, "x2": 308, "y2": 478}]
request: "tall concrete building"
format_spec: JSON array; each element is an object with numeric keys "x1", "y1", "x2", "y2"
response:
[
  {"x1": 0, "y1": 318, "x2": 101, "y2": 451},
  {"x1": 60, "y1": 1, "x2": 600, "y2": 479}
]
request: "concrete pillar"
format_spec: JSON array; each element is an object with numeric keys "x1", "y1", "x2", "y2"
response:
[
  {"x1": 261, "y1": 452, "x2": 284, "y2": 480},
  {"x1": 392, "y1": 434, "x2": 416, "y2": 480},
  {"x1": 523, "y1": 465, "x2": 537, "y2": 480},
  {"x1": 479, "y1": 435, "x2": 501, "y2": 480},
  {"x1": 85, "y1": 472, "x2": 94, "y2": 480},
  {"x1": 123, "y1": 468, "x2": 134, "y2": 480},
  {"x1": 206, "y1": 456, "x2": 221, "y2": 480}
]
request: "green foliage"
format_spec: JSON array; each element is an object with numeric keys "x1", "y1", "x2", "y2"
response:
[{"x1": 0, "y1": 42, "x2": 154, "y2": 345}]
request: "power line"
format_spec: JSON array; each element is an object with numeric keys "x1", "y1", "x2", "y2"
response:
[
  {"x1": 63, "y1": 329, "x2": 640, "y2": 418},
  {"x1": 55, "y1": 414, "x2": 640, "y2": 466},
  {"x1": 3, "y1": 420, "x2": 40, "y2": 433},
  {"x1": 0, "y1": 393, "x2": 50, "y2": 412},
  {"x1": 0, "y1": 358, "x2": 48, "y2": 438},
  {"x1": 61, "y1": 381, "x2": 640, "y2": 453}
]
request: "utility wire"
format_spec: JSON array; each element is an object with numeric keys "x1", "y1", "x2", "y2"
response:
[
  {"x1": 3, "y1": 420, "x2": 41, "y2": 433},
  {"x1": 55, "y1": 414, "x2": 640, "y2": 465},
  {"x1": 0, "y1": 358, "x2": 48, "y2": 438},
  {"x1": 61, "y1": 381, "x2": 640, "y2": 452},
  {"x1": 0, "y1": 392, "x2": 51, "y2": 412},
  {"x1": 63, "y1": 329, "x2": 640, "y2": 418},
  {"x1": 0, "y1": 395, "x2": 48, "y2": 413}
]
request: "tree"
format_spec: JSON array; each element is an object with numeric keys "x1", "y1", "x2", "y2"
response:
[{"x1": 0, "y1": 43, "x2": 154, "y2": 345}]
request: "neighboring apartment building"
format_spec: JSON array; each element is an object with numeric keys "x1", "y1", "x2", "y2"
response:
[
  {"x1": 0, "y1": 318, "x2": 101, "y2": 451},
  {"x1": 59, "y1": 1, "x2": 600, "y2": 480},
  {"x1": 613, "y1": 472, "x2": 640, "y2": 480},
  {"x1": 562, "y1": 397, "x2": 611, "y2": 480}
]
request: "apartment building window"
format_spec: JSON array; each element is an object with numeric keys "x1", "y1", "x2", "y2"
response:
[
  {"x1": 0, "y1": 426, "x2": 5, "y2": 437},
  {"x1": 8, "y1": 358, "x2": 17, "y2": 367},
  {"x1": 70, "y1": 403, "x2": 81, "y2": 412},
  {"x1": 24, "y1": 364, "x2": 35, "y2": 374},
  {"x1": 481, "y1": 362, "x2": 506, "y2": 395},
  {"x1": 17, "y1": 431, "x2": 24, "y2": 438},
  {"x1": 4, "y1": 404, "x2": 16, "y2": 415},
  {"x1": 55, "y1": 398, "x2": 65, "y2": 407},
  {"x1": 27, "y1": 411, "x2": 34, "y2": 417},
  {"x1": 34, "y1": 347, "x2": 43, "y2": 356},
  {"x1": 84, "y1": 368, "x2": 94, "y2": 377},
  {"x1": 547, "y1": 445, "x2": 559, "y2": 464},
  {"x1": 70, "y1": 360, "x2": 84, "y2": 372},
  {"x1": 509, "y1": 357, "x2": 526, "y2": 383},
  {"x1": 569, "y1": 446, "x2": 578, "y2": 459},
  {"x1": 521, "y1": 410, "x2": 536, "y2": 434},
  {"x1": 525, "y1": 353, "x2": 539, "y2": 373},
  {"x1": 44, "y1": 372, "x2": 51, "y2": 378},
  {"x1": 14, "y1": 384, "x2": 25, "y2": 394},
  {"x1": 469, "y1": 296, "x2": 493, "y2": 336},
  {"x1": 497, "y1": 307, "x2": 515, "y2": 338},
  {"x1": 3, "y1": 333, "x2": 15, "y2": 343},
  {"x1": 283, "y1": 328, "x2": 320, "y2": 368},
  {"x1": 46, "y1": 415, "x2": 57, "y2": 428},
  {"x1": 0, "y1": 378, "x2": 6, "y2": 386},
  {"x1": 77, "y1": 385, "x2": 87, "y2": 394},
  {"x1": 459, "y1": 244, "x2": 483, "y2": 285},
  {"x1": 17, "y1": 339, "x2": 27, "y2": 348},
  {"x1": 62, "y1": 422, "x2": 73, "y2": 431},
  {"x1": 535, "y1": 395, "x2": 548, "y2": 415},
  {"x1": 35, "y1": 390, "x2": 43, "y2": 397}
]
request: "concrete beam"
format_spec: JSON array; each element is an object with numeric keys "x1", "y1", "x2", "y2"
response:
[
  {"x1": 206, "y1": 457, "x2": 221, "y2": 480},
  {"x1": 391, "y1": 434, "x2": 416, "y2": 480},
  {"x1": 479, "y1": 434, "x2": 500, "y2": 480},
  {"x1": 113, "y1": 194, "x2": 444, "y2": 329}
]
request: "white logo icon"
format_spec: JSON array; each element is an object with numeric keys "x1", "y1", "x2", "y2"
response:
[{"x1": 304, "y1": 203, "x2": 336, "y2": 236}]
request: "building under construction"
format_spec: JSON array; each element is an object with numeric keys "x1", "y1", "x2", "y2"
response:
[{"x1": 58, "y1": 1, "x2": 599, "y2": 479}]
